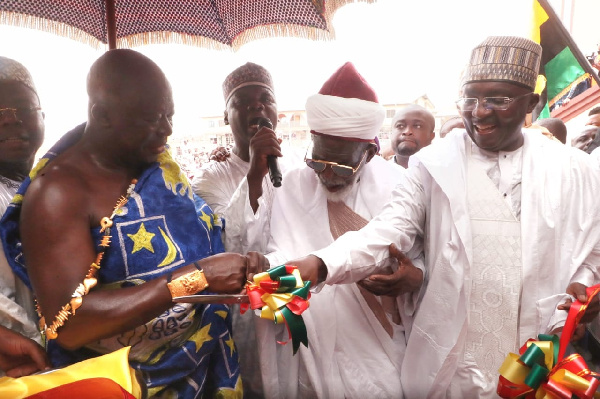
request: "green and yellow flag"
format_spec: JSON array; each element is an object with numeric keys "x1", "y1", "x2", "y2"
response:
[{"x1": 531, "y1": 0, "x2": 600, "y2": 120}]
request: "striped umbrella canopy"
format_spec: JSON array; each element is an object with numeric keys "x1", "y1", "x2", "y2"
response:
[{"x1": 0, "y1": 0, "x2": 375, "y2": 50}]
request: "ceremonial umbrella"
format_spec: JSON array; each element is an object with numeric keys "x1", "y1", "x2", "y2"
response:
[{"x1": 0, "y1": 0, "x2": 375, "y2": 51}]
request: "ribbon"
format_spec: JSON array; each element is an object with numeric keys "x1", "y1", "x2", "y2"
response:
[
  {"x1": 241, "y1": 264, "x2": 311, "y2": 354},
  {"x1": 497, "y1": 285, "x2": 600, "y2": 398}
]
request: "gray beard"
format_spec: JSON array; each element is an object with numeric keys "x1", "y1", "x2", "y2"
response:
[{"x1": 323, "y1": 183, "x2": 354, "y2": 202}]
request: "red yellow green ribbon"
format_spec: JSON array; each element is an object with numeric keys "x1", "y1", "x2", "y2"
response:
[
  {"x1": 497, "y1": 284, "x2": 600, "y2": 398},
  {"x1": 242, "y1": 264, "x2": 310, "y2": 354}
]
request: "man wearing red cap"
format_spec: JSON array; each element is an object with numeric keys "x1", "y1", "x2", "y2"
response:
[
  {"x1": 286, "y1": 37, "x2": 600, "y2": 397},
  {"x1": 244, "y1": 62, "x2": 424, "y2": 398}
]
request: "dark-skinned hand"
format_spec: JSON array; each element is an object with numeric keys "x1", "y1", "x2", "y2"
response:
[
  {"x1": 282, "y1": 255, "x2": 328, "y2": 287},
  {"x1": 197, "y1": 252, "x2": 248, "y2": 294},
  {"x1": 557, "y1": 282, "x2": 600, "y2": 341},
  {"x1": 247, "y1": 125, "x2": 282, "y2": 212},
  {"x1": 247, "y1": 125, "x2": 282, "y2": 183},
  {"x1": 357, "y1": 243, "x2": 423, "y2": 297},
  {"x1": 0, "y1": 325, "x2": 50, "y2": 378},
  {"x1": 209, "y1": 146, "x2": 230, "y2": 162},
  {"x1": 245, "y1": 251, "x2": 271, "y2": 284}
]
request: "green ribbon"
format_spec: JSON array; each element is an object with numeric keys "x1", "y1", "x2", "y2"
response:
[
  {"x1": 524, "y1": 363, "x2": 549, "y2": 389},
  {"x1": 280, "y1": 307, "x2": 308, "y2": 354},
  {"x1": 520, "y1": 344, "x2": 546, "y2": 367},
  {"x1": 268, "y1": 265, "x2": 287, "y2": 279},
  {"x1": 538, "y1": 334, "x2": 559, "y2": 365}
]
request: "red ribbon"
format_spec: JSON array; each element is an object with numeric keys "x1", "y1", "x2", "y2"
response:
[{"x1": 497, "y1": 284, "x2": 600, "y2": 398}]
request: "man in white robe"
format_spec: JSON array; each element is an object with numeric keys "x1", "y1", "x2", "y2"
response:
[
  {"x1": 192, "y1": 62, "x2": 283, "y2": 256},
  {"x1": 250, "y1": 62, "x2": 424, "y2": 398},
  {"x1": 192, "y1": 62, "x2": 297, "y2": 397},
  {"x1": 287, "y1": 36, "x2": 600, "y2": 398}
]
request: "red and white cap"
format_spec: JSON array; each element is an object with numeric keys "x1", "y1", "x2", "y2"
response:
[{"x1": 306, "y1": 62, "x2": 384, "y2": 142}]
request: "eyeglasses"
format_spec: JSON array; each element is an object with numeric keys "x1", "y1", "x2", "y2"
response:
[
  {"x1": 304, "y1": 148, "x2": 368, "y2": 177},
  {"x1": 455, "y1": 92, "x2": 533, "y2": 112},
  {"x1": 0, "y1": 107, "x2": 42, "y2": 121}
]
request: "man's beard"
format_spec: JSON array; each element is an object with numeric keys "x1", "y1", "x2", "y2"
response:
[
  {"x1": 320, "y1": 169, "x2": 362, "y2": 203},
  {"x1": 396, "y1": 142, "x2": 418, "y2": 157},
  {"x1": 323, "y1": 183, "x2": 354, "y2": 202}
]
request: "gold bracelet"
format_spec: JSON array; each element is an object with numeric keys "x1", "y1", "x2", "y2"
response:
[{"x1": 167, "y1": 269, "x2": 209, "y2": 298}]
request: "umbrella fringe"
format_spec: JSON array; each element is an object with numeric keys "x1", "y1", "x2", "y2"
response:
[
  {"x1": 230, "y1": 0, "x2": 377, "y2": 50},
  {"x1": 0, "y1": 11, "x2": 105, "y2": 50},
  {"x1": 231, "y1": 23, "x2": 336, "y2": 50},
  {"x1": 1, "y1": 0, "x2": 377, "y2": 51},
  {"x1": 117, "y1": 31, "x2": 231, "y2": 50},
  {"x1": 118, "y1": 32, "x2": 232, "y2": 51}
]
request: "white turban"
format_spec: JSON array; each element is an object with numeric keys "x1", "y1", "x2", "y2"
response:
[{"x1": 306, "y1": 93, "x2": 385, "y2": 142}]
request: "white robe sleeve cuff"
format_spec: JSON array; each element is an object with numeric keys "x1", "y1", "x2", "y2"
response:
[{"x1": 538, "y1": 294, "x2": 571, "y2": 334}]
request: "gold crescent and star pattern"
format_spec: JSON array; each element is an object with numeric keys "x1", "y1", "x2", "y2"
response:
[{"x1": 116, "y1": 153, "x2": 218, "y2": 274}]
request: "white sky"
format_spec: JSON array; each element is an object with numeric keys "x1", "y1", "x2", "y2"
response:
[{"x1": 1, "y1": 0, "x2": 594, "y2": 151}]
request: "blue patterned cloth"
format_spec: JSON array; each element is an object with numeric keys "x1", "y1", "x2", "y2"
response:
[{"x1": 0, "y1": 124, "x2": 242, "y2": 398}]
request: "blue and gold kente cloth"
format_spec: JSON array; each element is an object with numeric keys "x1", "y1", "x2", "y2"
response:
[{"x1": 0, "y1": 124, "x2": 243, "y2": 399}]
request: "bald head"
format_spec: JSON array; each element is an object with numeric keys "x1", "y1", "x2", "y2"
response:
[
  {"x1": 87, "y1": 49, "x2": 171, "y2": 108},
  {"x1": 83, "y1": 49, "x2": 174, "y2": 166},
  {"x1": 390, "y1": 104, "x2": 435, "y2": 167},
  {"x1": 533, "y1": 118, "x2": 567, "y2": 144},
  {"x1": 392, "y1": 105, "x2": 435, "y2": 128}
]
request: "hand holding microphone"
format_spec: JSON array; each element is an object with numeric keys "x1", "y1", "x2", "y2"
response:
[{"x1": 256, "y1": 117, "x2": 282, "y2": 188}]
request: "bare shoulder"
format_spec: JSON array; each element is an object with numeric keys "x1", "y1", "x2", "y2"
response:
[{"x1": 23, "y1": 157, "x2": 92, "y2": 222}]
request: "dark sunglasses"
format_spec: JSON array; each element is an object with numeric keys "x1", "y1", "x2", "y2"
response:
[{"x1": 304, "y1": 148, "x2": 368, "y2": 178}]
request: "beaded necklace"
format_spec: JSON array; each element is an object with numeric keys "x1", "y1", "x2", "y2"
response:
[{"x1": 37, "y1": 179, "x2": 138, "y2": 340}]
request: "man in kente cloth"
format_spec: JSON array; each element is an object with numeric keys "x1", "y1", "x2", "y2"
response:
[{"x1": 0, "y1": 49, "x2": 252, "y2": 398}]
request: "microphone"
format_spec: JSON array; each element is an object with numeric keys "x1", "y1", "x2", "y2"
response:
[{"x1": 256, "y1": 117, "x2": 282, "y2": 188}]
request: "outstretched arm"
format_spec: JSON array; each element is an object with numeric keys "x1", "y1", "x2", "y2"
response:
[{"x1": 21, "y1": 174, "x2": 248, "y2": 351}]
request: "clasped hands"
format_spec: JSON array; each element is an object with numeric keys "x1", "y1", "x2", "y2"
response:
[
  {"x1": 196, "y1": 252, "x2": 270, "y2": 294},
  {"x1": 200, "y1": 243, "x2": 423, "y2": 299}
]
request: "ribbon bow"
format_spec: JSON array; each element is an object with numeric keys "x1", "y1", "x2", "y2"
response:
[
  {"x1": 242, "y1": 264, "x2": 310, "y2": 354},
  {"x1": 497, "y1": 285, "x2": 600, "y2": 398}
]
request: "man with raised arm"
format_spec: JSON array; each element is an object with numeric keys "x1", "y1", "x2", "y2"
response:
[{"x1": 192, "y1": 62, "x2": 282, "y2": 255}]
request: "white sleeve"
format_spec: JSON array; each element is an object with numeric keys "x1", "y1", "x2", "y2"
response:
[
  {"x1": 0, "y1": 246, "x2": 40, "y2": 344},
  {"x1": 313, "y1": 165, "x2": 428, "y2": 285},
  {"x1": 539, "y1": 241, "x2": 600, "y2": 334},
  {"x1": 224, "y1": 176, "x2": 274, "y2": 254},
  {"x1": 191, "y1": 167, "x2": 231, "y2": 217}
]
